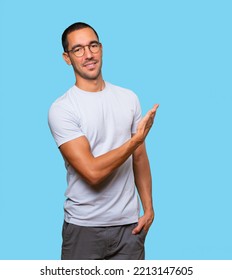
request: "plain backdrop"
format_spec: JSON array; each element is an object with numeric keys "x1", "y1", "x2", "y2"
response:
[{"x1": 0, "y1": 0, "x2": 231, "y2": 259}]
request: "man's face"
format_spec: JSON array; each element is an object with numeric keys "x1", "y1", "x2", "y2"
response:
[{"x1": 63, "y1": 28, "x2": 103, "y2": 81}]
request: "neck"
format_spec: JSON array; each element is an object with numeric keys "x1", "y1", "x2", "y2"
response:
[{"x1": 75, "y1": 76, "x2": 105, "y2": 92}]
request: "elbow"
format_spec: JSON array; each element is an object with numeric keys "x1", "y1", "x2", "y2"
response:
[
  {"x1": 83, "y1": 170, "x2": 105, "y2": 187},
  {"x1": 70, "y1": 162, "x2": 105, "y2": 187},
  {"x1": 86, "y1": 178, "x2": 102, "y2": 187}
]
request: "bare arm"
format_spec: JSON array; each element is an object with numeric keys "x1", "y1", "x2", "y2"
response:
[
  {"x1": 59, "y1": 104, "x2": 159, "y2": 186},
  {"x1": 132, "y1": 143, "x2": 154, "y2": 234}
]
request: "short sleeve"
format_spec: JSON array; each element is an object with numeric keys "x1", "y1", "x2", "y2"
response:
[
  {"x1": 131, "y1": 93, "x2": 142, "y2": 134},
  {"x1": 48, "y1": 102, "x2": 84, "y2": 147}
]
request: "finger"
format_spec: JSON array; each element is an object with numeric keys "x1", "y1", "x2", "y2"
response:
[
  {"x1": 148, "y1": 105, "x2": 159, "y2": 119},
  {"x1": 150, "y1": 104, "x2": 159, "y2": 120},
  {"x1": 143, "y1": 224, "x2": 150, "y2": 233},
  {"x1": 132, "y1": 224, "x2": 143, "y2": 235},
  {"x1": 145, "y1": 104, "x2": 159, "y2": 118},
  {"x1": 150, "y1": 104, "x2": 159, "y2": 114},
  {"x1": 132, "y1": 221, "x2": 145, "y2": 235},
  {"x1": 153, "y1": 104, "x2": 159, "y2": 111}
]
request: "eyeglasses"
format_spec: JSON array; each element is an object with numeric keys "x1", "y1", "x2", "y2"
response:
[{"x1": 67, "y1": 42, "x2": 101, "y2": 57}]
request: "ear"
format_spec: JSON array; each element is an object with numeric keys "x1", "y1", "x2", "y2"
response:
[
  {"x1": 100, "y1": 43, "x2": 103, "y2": 57},
  {"x1": 63, "y1": 52, "x2": 72, "y2": 65}
]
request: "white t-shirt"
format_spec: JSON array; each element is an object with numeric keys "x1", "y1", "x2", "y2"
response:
[{"x1": 48, "y1": 82, "x2": 142, "y2": 226}]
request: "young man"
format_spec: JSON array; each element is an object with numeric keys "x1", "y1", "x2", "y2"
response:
[{"x1": 48, "y1": 22, "x2": 159, "y2": 260}]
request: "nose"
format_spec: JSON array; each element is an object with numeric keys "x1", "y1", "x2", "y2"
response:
[{"x1": 84, "y1": 45, "x2": 93, "y2": 59}]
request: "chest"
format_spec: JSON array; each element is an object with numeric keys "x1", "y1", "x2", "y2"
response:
[{"x1": 74, "y1": 93, "x2": 135, "y2": 152}]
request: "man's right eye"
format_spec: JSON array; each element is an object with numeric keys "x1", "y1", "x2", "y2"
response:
[{"x1": 73, "y1": 47, "x2": 82, "y2": 53}]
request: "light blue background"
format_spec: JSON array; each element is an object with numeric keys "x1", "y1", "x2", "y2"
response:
[{"x1": 0, "y1": 0, "x2": 231, "y2": 260}]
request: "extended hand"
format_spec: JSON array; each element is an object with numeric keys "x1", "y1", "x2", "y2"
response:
[{"x1": 136, "y1": 104, "x2": 159, "y2": 143}]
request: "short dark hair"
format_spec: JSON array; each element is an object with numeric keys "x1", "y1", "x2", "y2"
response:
[{"x1": 62, "y1": 22, "x2": 99, "y2": 52}]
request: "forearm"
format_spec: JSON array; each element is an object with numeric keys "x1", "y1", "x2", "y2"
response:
[
  {"x1": 131, "y1": 143, "x2": 155, "y2": 234},
  {"x1": 88, "y1": 135, "x2": 143, "y2": 185},
  {"x1": 133, "y1": 145, "x2": 154, "y2": 214},
  {"x1": 60, "y1": 134, "x2": 143, "y2": 186}
]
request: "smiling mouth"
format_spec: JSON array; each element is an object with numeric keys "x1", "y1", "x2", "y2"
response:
[{"x1": 83, "y1": 61, "x2": 98, "y2": 69}]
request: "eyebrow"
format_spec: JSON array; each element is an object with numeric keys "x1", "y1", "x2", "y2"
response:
[{"x1": 70, "y1": 40, "x2": 99, "y2": 50}]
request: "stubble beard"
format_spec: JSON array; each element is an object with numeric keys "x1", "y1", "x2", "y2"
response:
[{"x1": 74, "y1": 59, "x2": 103, "y2": 81}]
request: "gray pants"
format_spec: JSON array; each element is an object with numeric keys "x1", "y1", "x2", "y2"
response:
[{"x1": 61, "y1": 221, "x2": 146, "y2": 260}]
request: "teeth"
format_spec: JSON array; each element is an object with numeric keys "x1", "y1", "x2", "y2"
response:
[
  {"x1": 85, "y1": 63, "x2": 96, "y2": 69},
  {"x1": 84, "y1": 61, "x2": 96, "y2": 67}
]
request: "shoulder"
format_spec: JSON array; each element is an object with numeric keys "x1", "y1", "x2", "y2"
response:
[
  {"x1": 49, "y1": 86, "x2": 75, "y2": 106},
  {"x1": 106, "y1": 82, "x2": 139, "y2": 100},
  {"x1": 49, "y1": 86, "x2": 76, "y2": 114},
  {"x1": 48, "y1": 86, "x2": 78, "y2": 125}
]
